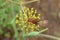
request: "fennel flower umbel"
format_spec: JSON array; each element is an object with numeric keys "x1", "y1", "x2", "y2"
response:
[{"x1": 16, "y1": 6, "x2": 41, "y2": 34}]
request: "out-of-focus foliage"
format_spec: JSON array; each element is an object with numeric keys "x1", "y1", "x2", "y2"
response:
[
  {"x1": 0, "y1": 0, "x2": 48, "y2": 40},
  {"x1": 0, "y1": 0, "x2": 21, "y2": 40}
]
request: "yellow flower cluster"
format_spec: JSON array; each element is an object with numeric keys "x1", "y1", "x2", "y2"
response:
[{"x1": 16, "y1": 6, "x2": 41, "y2": 34}]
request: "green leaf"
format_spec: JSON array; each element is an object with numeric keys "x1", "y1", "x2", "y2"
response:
[
  {"x1": 24, "y1": 28, "x2": 48, "y2": 37},
  {"x1": 25, "y1": 31, "x2": 39, "y2": 37}
]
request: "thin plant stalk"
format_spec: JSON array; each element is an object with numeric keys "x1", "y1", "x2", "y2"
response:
[{"x1": 39, "y1": 34, "x2": 60, "y2": 40}]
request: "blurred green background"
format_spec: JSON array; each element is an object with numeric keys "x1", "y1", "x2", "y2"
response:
[{"x1": 0, "y1": 0, "x2": 60, "y2": 40}]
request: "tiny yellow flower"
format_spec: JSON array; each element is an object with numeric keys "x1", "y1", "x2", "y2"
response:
[
  {"x1": 31, "y1": 29, "x2": 34, "y2": 32},
  {"x1": 16, "y1": 20, "x2": 19, "y2": 24}
]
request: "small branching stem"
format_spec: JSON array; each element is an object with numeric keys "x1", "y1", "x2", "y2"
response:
[{"x1": 8, "y1": 0, "x2": 39, "y2": 5}]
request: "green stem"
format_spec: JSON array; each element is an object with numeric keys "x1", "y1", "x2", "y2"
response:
[
  {"x1": 10, "y1": 1, "x2": 20, "y2": 40},
  {"x1": 12, "y1": 23, "x2": 20, "y2": 40},
  {"x1": 39, "y1": 28, "x2": 48, "y2": 33},
  {"x1": 39, "y1": 34, "x2": 60, "y2": 40},
  {"x1": 19, "y1": 10, "x2": 26, "y2": 40},
  {"x1": 19, "y1": 1, "x2": 26, "y2": 40}
]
